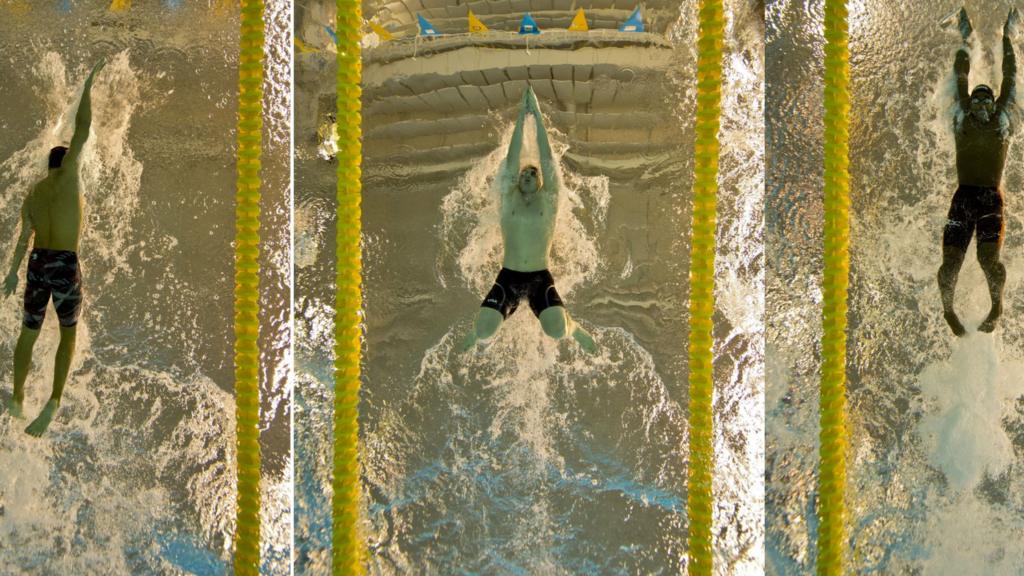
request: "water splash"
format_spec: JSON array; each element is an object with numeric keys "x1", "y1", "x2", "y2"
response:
[
  {"x1": 363, "y1": 321, "x2": 688, "y2": 573},
  {"x1": 918, "y1": 334, "x2": 1024, "y2": 491}
]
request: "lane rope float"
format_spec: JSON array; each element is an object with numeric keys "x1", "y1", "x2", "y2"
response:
[
  {"x1": 235, "y1": 1, "x2": 264, "y2": 574},
  {"x1": 333, "y1": 0, "x2": 365, "y2": 573},
  {"x1": 818, "y1": 0, "x2": 850, "y2": 573},
  {"x1": 686, "y1": 0, "x2": 723, "y2": 574}
]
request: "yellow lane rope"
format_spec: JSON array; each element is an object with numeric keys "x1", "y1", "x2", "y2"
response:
[
  {"x1": 235, "y1": 1, "x2": 264, "y2": 574},
  {"x1": 333, "y1": 0, "x2": 365, "y2": 573},
  {"x1": 686, "y1": 0, "x2": 723, "y2": 574},
  {"x1": 818, "y1": 0, "x2": 850, "y2": 573}
]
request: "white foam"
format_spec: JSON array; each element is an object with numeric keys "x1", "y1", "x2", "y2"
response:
[
  {"x1": 922, "y1": 495, "x2": 1024, "y2": 575},
  {"x1": 918, "y1": 334, "x2": 1024, "y2": 491},
  {"x1": 364, "y1": 320, "x2": 687, "y2": 572}
]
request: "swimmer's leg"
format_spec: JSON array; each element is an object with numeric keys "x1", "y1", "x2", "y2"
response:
[
  {"x1": 977, "y1": 240, "x2": 1005, "y2": 333},
  {"x1": 8, "y1": 326, "x2": 40, "y2": 419},
  {"x1": 539, "y1": 306, "x2": 597, "y2": 354},
  {"x1": 25, "y1": 325, "x2": 75, "y2": 436},
  {"x1": 939, "y1": 198, "x2": 971, "y2": 336},
  {"x1": 938, "y1": 246, "x2": 967, "y2": 336},
  {"x1": 462, "y1": 308, "x2": 504, "y2": 352},
  {"x1": 50, "y1": 324, "x2": 76, "y2": 403}
]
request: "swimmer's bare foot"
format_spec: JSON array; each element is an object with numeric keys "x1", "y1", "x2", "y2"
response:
[
  {"x1": 944, "y1": 310, "x2": 966, "y2": 336},
  {"x1": 572, "y1": 326, "x2": 598, "y2": 354},
  {"x1": 5, "y1": 397, "x2": 24, "y2": 419},
  {"x1": 25, "y1": 399, "x2": 59, "y2": 437},
  {"x1": 979, "y1": 305, "x2": 1002, "y2": 333}
]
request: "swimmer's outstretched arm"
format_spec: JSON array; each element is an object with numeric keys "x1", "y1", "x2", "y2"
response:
[
  {"x1": 65, "y1": 59, "x2": 105, "y2": 168},
  {"x1": 2, "y1": 202, "x2": 33, "y2": 297},
  {"x1": 505, "y1": 89, "x2": 531, "y2": 184},
  {"x1": 528, "y1": 90, "x2": 558, "y2": 194},
  {"x1": 955, "y1": 9, "x2": 972, "y2": 112},
  {"x1": 998, "y1": 8, "x2": 1019, "y2": 112}
]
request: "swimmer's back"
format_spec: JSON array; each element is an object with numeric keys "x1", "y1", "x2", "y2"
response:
[{"x1": 26, "y1": 167, "x2": 82, "y2": 252}]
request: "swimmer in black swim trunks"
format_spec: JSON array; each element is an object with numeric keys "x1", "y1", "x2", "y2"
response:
[
  {"x1": 939, "y1": 9, "x2": 1018, "y2": 336},
  {"x1": 462, "y1": 88, "x2": 597, "y2": 353},
  {"x1": 2, "y1": 59, "x2": 102, "y2": 436}
]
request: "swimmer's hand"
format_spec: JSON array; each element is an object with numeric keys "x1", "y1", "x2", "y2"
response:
[
  {"x1": 525, "y1": 88, "x2": 541, "y2": 116},
  {"x1": 959, "y1": 8, "x2": 973, "y2": 41},
  {"x1": 520, "y1": 85, "x2": 544, "y2": 119},
  {"x1": 87, "y1": 59, "x2": 106, "y2": 84},
  {"x1": 2, "y1": 272, "x2": 17, "y2": 297},
  {"x1": 1006, "y1": 7, "x2": 1020, "y2": 38}
]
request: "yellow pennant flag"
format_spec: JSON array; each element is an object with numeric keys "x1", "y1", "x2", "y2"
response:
[
  {"x1": 6, "y1": 0, "x2": 30, "y2": 14},
  {"x1": 368, "y1": 20, "x2": 394, "y2": 41},
  {"x1": 467, "y1": 9, "x2": 489, "y2": 34},
  {"x1": 568, "y1": 8, "x2": 589, "y2": 31},
  {"x1": 109, "y1": 0, "x2": 130, "y2": 10}
]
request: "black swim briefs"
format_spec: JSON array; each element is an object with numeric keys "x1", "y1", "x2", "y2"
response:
[
  {"x1": 480, "y1": 268, "x2": 564, "y2": 319},
  {"x1": 943, "y1": 184, "x2": 1004, "y2": 250},
  {"x1": 23, "y1": 248, "x2": 83, "y2": 330}
]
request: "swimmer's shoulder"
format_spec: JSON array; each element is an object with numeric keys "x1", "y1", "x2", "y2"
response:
[
  {"x1": 540, "y1": 180, "x2": 559, "y2": 202},
  {"x1": 52, "y1": 164, "x2": 82, "y2": 195},
  {"x1": 26, "y1": 177, "x2": 49, "y2": 201},
  {"x1": 499, "y1": 170, "x2": 517, "y2": 196}
]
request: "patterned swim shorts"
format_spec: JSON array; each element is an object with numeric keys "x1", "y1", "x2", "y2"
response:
[{"x1": 23, "y1": 248, "x2": 82, "y2": 330}]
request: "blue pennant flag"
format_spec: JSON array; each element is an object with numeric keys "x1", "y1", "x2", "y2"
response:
[
  {"x1": 519, "y1": 12, "x2": 541, "y2": 35},
  {"x1": 619, "y1": 7, "x2": 644, "y2": 32},
  {"x1": 417, "y1": 14, "x2": 441, "y2": 36},
  {"x1": 60, "y1": 0, "x2": 72, "y2": 13},
  {"x1": 324, "y1": 25, "x2": 339, "y2": 44},
  {"x1": 164, "y1": 0, "x2": 182, "y2": 8}
]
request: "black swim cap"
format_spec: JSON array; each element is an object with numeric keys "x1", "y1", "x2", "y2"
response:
[
  {"x1": 48, "y1": 146, "x2": 68, "y2": 169},
  {"x1": 972, "y1": 84, "x2": 995, "y2": 99}
]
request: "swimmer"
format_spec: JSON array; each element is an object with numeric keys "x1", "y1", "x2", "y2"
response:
[
  {"x1": 462, "y1": 87, "x2": 597, "y2": 353},
  {"x1": 939, "y1": 9, "x2": 1017, "y2": 336},
  {"x1": 3, "y1": 59, "x2": 103, "y2": 435}
]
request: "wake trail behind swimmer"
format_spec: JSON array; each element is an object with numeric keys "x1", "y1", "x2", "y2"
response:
[{"x1": 919, "y1": 333, "x2": 1023, "y2": 491}]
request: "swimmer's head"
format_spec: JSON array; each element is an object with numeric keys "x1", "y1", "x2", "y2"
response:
[
  {"x1": 970, "y1": 85, "x2": 996, "y2": 122},
  {"x1": 48, "y1": 146, "x2": 69, "y2": 170},
  {"x1": 518, "y1": 165, "x2": 541, "y2": 194}
]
